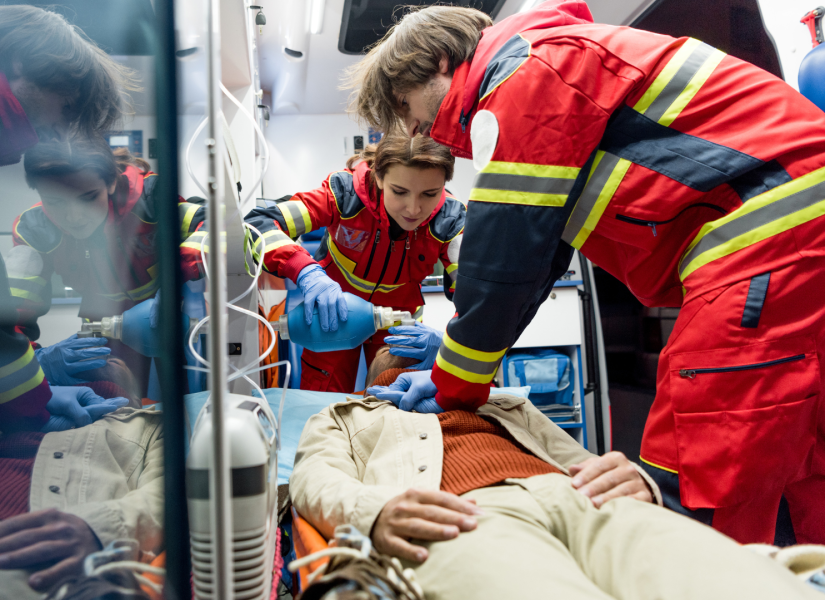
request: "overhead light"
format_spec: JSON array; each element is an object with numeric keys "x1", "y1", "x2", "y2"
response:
[{"x1": 310, "y1": 0, "x2": 326, "y2": 35}]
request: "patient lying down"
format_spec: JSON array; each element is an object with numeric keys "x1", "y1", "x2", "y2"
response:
[{"x1": 290, "y1": 348, "x2": 819, "y2": 599}]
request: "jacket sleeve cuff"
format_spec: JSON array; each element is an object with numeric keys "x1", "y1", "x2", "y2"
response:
[
  {"x1": 281, "y1": 250, "x2": 317, "y2": 283},
  {"x1": 633, "y1": 463, "x2": 663, "y2": 506},
  {"x1": 350, "y1": 485, "x2": 403, "y2": 538}
]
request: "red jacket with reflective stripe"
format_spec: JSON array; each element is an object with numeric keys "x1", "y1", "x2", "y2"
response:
[
  {"x1": 246, "y1": 161, "x2": 465, "y2": 314},
  {"x1": 12, "y1": 167, "x2": 206, "y2": 323},
  {"x1": 0, "y1": 73, "x2": 50, "y2": 430},
  {"x1": 429, "y1": 0, "x2": 825, "y2": 411}
]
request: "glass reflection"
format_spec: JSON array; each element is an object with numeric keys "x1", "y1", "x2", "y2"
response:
[{"x1": 0, "y1": 3, "x2": 169, "y2": 597}]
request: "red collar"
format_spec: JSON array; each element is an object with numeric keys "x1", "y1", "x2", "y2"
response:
[{"x1": 0, "y1": 73, "x2": 38, "y2": 166}]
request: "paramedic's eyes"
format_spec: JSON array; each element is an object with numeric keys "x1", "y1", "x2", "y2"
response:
[
  {"x1": 424, "y1": 192, "x2": 438, "y2": 198},
  {"x1": 391, "y1": 187, "x2": 408, "y2": 196}
]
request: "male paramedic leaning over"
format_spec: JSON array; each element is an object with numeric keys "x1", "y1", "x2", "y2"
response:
[{"x1": 346, "y1": 0, "x2": 825, "y2": 545}]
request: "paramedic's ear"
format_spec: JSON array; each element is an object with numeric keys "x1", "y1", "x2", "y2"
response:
[
  {"x1": 438, "y1": 56, "x2": 449, "y2": 75},
  {"x1": 375, "y1": 174, "x2": 384, "y2": 190},
  {"x1": 108, "y1": 178, "x2": 118, "y2": 195}
]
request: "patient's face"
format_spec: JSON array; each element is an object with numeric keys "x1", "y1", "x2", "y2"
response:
[{"x1": 365, "y1": 345, "x2": 419, "y2": 389}]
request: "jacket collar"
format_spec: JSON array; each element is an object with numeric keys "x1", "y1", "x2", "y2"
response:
[
  {"x1": 0, "y1": 72, "x2": 38, "y2": 167},
  {"x1": 430, "y1": 0, "x2": 594, "y2": 159},
  {"x1": 352, "y1": 159, "x2": 448, "y2": 230}
]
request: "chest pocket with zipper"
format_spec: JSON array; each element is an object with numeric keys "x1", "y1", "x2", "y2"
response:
[{"x1": 668, "y1": 334, "x2": 820, "y2": 508}]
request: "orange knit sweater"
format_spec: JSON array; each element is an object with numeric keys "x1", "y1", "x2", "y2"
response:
[
  {"x1": 368, "y1": 368, "x2": 562, "y2": 495},
  {"x1": 437, "y1": 410, "x2": 562, "y2": 496}
]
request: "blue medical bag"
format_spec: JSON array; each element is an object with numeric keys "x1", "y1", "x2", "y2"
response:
[{"x1": 502, "y1": 349, "x2": 573, "y2": 412}]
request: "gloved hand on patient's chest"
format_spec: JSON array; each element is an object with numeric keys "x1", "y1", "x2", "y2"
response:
[
  {"x1": 384, "y1": 323, "x2": 443, "y2": 371},
  {"x1": 367, "y1": 370, "x2": 444, "y2": 414}
]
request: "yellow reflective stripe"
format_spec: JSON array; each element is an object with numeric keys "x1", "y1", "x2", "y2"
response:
[
  {"x1": 0, "y1": 368, "x2": 45, "y2": 405},
  {"x1": 180, "y1": 204, "x2": 200, "y2": 236},
  {"x1": 445, "y1": 263, "x2": 457, "y2": 275},
  {"x1": 657, "y1": 49, "x2": 725, "y2": 127},
  {"x1": 441, "y1": 333, "x2": 506, "y2": 364},
  {"x1": 147, "y1": 264, "x2": 158, "y2": 279},
  {"x1": 328, "y1": 237, "x2": 404, "y2": 293},
  {"x1": 480, "y1": 161, "x2": 579, "y2": 180},
  {"x1": 281, "y1": 202, "x2": 312, "y2": 238},
  {"x1": 569, "y1": 153, "x2": 633, "y2": 249},
  {"x1": 181, "y1": 230, "x2": 208, "y2": 252},
  {"x1": 252, "y1": 229, "x2": 299, "y2": 261},
  {"x1": 10, "y1": 288, "x2": 43, "y2": 302},
  {"x1": 633, "y1": 39, "x2": 702, "y2": 115},
  {"x1": 640, "y1": 456, "x2": 678, "y2": 474},
  {"x1": 679, "y1": 166, "x2": 825, "y2": 280},
  {"x1": 0, "y1": 346, "x2": 36, "y2": 380},
  {"x1": 435, "y1": 353, "x2": 494, "y2": 384},
  {"x1": 469, "y1": 188, "x2": 568, "y2": 207}
]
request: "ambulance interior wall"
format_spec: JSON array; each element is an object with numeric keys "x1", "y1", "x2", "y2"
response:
[{"x1": 263, "y1": 114, "x2": 477, "y2": 203}]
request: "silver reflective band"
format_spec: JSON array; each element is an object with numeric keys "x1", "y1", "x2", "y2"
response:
[
  {"x1": 438, "y1": 343, "x2": 500, "y2": 376},
  {"x1": 282, "y1": 202, "x2": 308, "y2": 236},
  {"x1": 473, "y1": 172, "x2": 576, "y2": 196},
  {"x1": 644, "y1": 42, "x2": 716, "y2": 123},
  {"x1": 561, "y1": 152, "x2": 623, "y2": 244},
  {"x1": 679, "y1": 176, "x2": 825, "y2": 278}
]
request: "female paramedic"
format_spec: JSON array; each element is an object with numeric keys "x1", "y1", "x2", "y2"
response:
[
  {"x1": 12, "y1": 135, "x2": 206, "y2": 391},
  {"x1": 246, "y1": 133, "x2": 465, "y2": 393}
]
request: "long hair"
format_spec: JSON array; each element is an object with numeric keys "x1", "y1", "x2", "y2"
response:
[
  {"x1": 346, "y1": 133, "x2": 455, "y2": 194},
  {"x1": 24, "y1": 135, "x2": 150, "y2": 189},
  {"x1": 343, "y1": 6, "x2": 492, "y2": 133},
  {"x1": 0, "y1": 5, "x2": 138, "y2": 133}
]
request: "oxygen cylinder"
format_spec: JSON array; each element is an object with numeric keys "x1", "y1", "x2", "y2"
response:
[
  {"x1": 799, "y1": 7, "x2": 825, "y2": 112},
  {"x1": 275, "y1": 292, "x2": 412, "y2": 353},
  {"x1": 799, "y1": 44, "x2": 825, "y2": 112}
]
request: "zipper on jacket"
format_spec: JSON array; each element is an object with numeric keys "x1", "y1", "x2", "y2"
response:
[
  {"x1": 393, "y1": 236, "x2": 409, "y2": 284},
  {"x1": 363, "y1": 229, "x2": 381, "y2": 277},
  {"x1": 679, "y1": 354, "x2": 805, "y2": 379},
  {"x1": 616, "y1": 203, "x2": 727, "y2": 237},
  {"x1": 303, "y1": 361, "x2": 330, "y2": 377},
  {"x1": 368, "y1": 242, "x2": 394, "y2": 302}
]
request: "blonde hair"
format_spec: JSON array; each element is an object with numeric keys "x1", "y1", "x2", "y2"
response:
[
  {"x1": 346, "y1": 133, "x2": 455, "y2": 192},
  {"x1": 343, "y1": 6, "x2": 492, "y2": 134}
]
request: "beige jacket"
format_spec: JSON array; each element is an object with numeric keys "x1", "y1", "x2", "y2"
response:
[
  {"x1": 291, "y1": 394, "x2": 662, "y2": 540},
  {"x1": 29, "y1": 407, "x2": 164, "y2": 553}
]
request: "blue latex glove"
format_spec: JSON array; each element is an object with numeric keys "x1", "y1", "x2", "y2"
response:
[
  {"x1": 366, "y1": 370, "x2": 443, "y2": 413},
  {"x1": 35, "y1": 335, "x2": 111, "y2": 386},
  {"x1": 296, "y1": 264, "x2": 348, "y2": 332},
  {"x1": 41, "y1": 386, "x2": 129, "y2": 432},
  {"x1": 385, "y1": 323, "x2": 443, "y2": 370},
  {"x1": 148, "y1": 290, "x2": 160, "y2": 329}
]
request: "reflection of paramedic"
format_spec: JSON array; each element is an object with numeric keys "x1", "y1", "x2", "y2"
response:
[
  {"x1": 346, "y1": 0, "x2": 825, "y2": 544},
  {"x1": 246, "y1": 134, "x2": 464, "y2": 393},
  {"x1": 0, "y1": 5, "x2": 135, "y2": 429},
  {"x1": 290, "y1": 382, "x2": 819, "y2": 599},
  {"x1": 12, "y1": 136, "x2": 206, "y2": 391},
  {"x1": 0, "y1": 407, "x2": 163, "y2": 596}
]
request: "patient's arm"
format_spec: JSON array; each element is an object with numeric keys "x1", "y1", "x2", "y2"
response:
[{"x1": 291, "y1": 408, "x2": 407, "y2": 541}]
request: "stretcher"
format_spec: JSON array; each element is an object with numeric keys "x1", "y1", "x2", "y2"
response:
[{"x1": 183, "y1": 386, "x2": 533, "y2": 594}]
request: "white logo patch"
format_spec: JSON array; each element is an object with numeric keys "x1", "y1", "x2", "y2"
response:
[{"x1": 471, "y1": 110, "x2": 499, "y2": 171}]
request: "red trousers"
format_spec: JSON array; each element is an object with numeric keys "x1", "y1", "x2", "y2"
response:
[
  {"x1": 641, "y1": 255, "x2": 825, "y2": 544},
  {"x1": 299, "y1": 330, "x2": 390, "y2": 393}
]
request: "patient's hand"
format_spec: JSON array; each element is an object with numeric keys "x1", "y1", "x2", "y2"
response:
[
  {"x1": 0, "y1": 509, "x2": 102, "y2": 591},
  {"x1": 569, "y1": 451, "x2": 653, "y2": 508},
  {"x1": 372, "y1": 488, "x2": 482, "y2": 563}
]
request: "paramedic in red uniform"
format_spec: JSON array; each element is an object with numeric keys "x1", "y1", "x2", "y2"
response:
[
  {"x1": 246, "y1": 133, "x2": 465, "y2": 393},
  {"x1": 347, "y1": 0, "x2": 825, "y2": 545}
]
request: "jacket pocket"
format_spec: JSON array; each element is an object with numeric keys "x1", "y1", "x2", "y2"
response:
[{"x1": 670, "y1": 335, "x2": 820, "y2": 508}]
